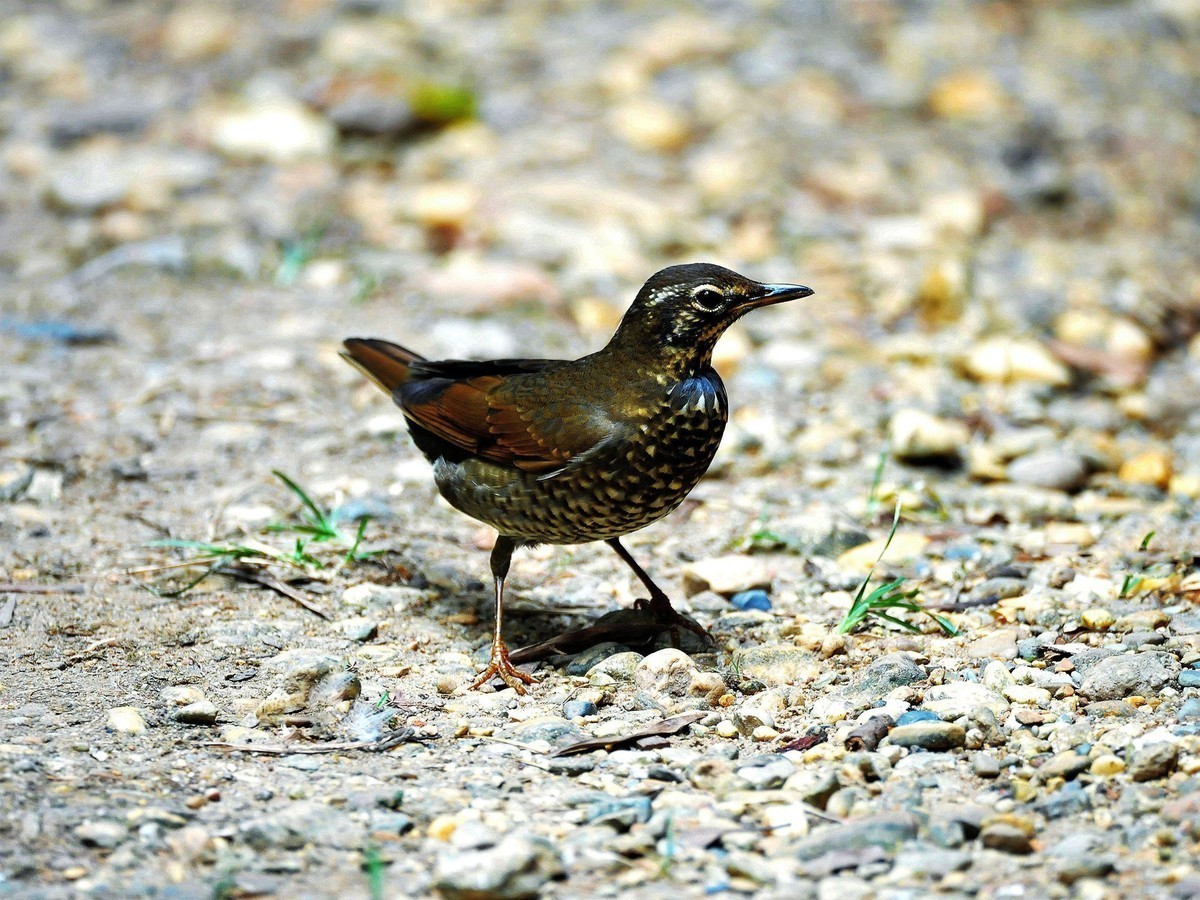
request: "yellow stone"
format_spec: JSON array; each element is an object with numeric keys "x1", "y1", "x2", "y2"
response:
[
  {"x1": 427, "y1": 814, "x2": 458, "y2": 841},
  {"x1": 962, "y1": 337, "x2": 1070, "y2": 386},
  {"x1": 1042, "y1": 522, "x2": 1097, "y2": 549},
  {"x1": 1090, "y1": 754, "x2": 1125, "y2": 776},
  {"x1": 1081, "y1": 608, "x2": 1115, "y2": 630},
  {"x1": 837, "y1": 532, "x2": 930, "y2": 572},
  {"x1": 1119, "y1": 449, "x2": 1173, "y2": 490},
  {"x1": 1011, "y1": 780, "x2": 1039, "y2": 804},
  {"x1": 929, "y1": 70, "x2": 1007, "y2": 119},
  {"x1": 409, "y1": 181, "x2": 479, "y2": 230},
  {"x1": 610, "y1": 98, "x2": 691, "y2": 153},
  {"x1": 1169, "y1": 474, "x2": 1200, "y2": 499}
]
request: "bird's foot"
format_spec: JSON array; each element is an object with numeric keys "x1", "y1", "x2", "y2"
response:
[
  {"x1": 471, "y1": 639, "x2": 537, "y2": 694},
  {"x1": 634, "y1": 596, "x2": 715, "y2": 650}
]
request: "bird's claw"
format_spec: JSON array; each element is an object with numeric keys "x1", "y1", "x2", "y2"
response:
[
  {"x1": 471, "y1": 640, "x2": 537, "y2": 694},
  {"x1": 633, "y1": 596, "x2": 715, "y2": 649}
]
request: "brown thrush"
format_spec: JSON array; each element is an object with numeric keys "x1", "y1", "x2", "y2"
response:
[{"x1": 343, "y1": 263, "x2": 813, "y2": 692}]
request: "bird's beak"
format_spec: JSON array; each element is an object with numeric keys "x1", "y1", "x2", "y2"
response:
[{"x1": 742, "y1": 282, "x2": 815, "y2": 311}]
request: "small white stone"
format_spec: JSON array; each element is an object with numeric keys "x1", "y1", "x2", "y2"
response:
[
  {"x1": 106, "y1": 707, "x2": 148, "y2": 735},
  {"x1": 962, "y1": 337, "x2": 1070, "y2": 386}
]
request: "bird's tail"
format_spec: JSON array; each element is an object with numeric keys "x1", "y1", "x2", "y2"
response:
[{"x1": 341, "y1": 338, "x2": 424, "y2": 395}]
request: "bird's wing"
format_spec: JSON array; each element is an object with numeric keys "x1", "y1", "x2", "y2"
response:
[{"x1": 396, "y1": 364, "x2": 623, "y2": 474}]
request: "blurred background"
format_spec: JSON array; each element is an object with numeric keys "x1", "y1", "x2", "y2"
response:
[
  {"x1": 3, "y1": 7, "x2": 1200, "y2": 893},
  {"x1": 2, "y1": 0, "x2": 1200, "y2": 521}
]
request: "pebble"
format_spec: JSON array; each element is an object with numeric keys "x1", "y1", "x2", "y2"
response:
[
  {"x1": 887, "y1": 721, "x2": 966, "y2": 751},
  {"x1": 587, "y1": 651, "x2": 642, "y2": 682},
  {"x1": 980, "y1": 820, "x2": 1035, "y2": 854},
  {"x1": 735, "y1": 754, "x2": 796, "y2": 790},
  {"x1": 1080, "y1": 651, "x2": 1180, "y2": 700},
  {"x1": 1179, "y1": 698, "x2": 1200, "y2": 720},
  {"x1": 791, "y1": 812, "x2": 918, "y2": 861},
  {"x1": 106, "y1": 707, "x2": 148, "y2": 735},
  {"x1": 634, "y1": 648, "x2": 698, "y2": 697},
  {"x1": 562, "y1": 700, "x2": 597, "y2": 719},
  {"x1": 1049, "y1": 833, "x2": 1116, "y2": 883},
  {"x1": 730, "y1": 644, "x2": 818, "y2": 687},
  {"x1": 337, "y1": 616, "x2": 379, "y2": 642},
  {"x1": 887, "y1": 409, "x2": 968, "y2": 463},
  {"x1": 729, "y1": 589, "x2": 771, "y2": 611},
  {"x1": 922, "y1": 682, "x2": 1008, "y2": 719},
  {"x1": 1007, "y1": 450, "x2": 1090, "y2": 492},
  {"x1": 172, "y1": 700, "x2": 218, "y2": 726},
  {"x1": 972, "y1": 753, "x2": 1002, "y2": 778},
  {"x1": 432, "y1": 833, "x2": 563, "y2": 899},
  {"x1": 836, "y1": 532, "x2": 930, "y2": 571},
  {"x1": 610, "y1": 97, "x2": 692, "y2": 153},
  {"x1": 681, "y1": 556, "x2": 771, "y2": 595},
  {"x1": 846, "y1": 653, "x2": 924, "y2": 701},
  {"x1": 75, "y1": 820, "x2": 126, "y2": 849},
  {"x1": 963, "y1": 337, "x2": 1071, "y2": 386},
  {"x1": 1089, "y1": 754, "x2": 1125, "y2": 776},
  {"x1": 1128, "y1": 742, "x2": 1180, "y2": 781},
  {"x1": 566, "y1": 642, "x2": 630, "y2": 675},
  {"x1": 1119, "y1": 449, "x2": 1173, "y2": 489},
  {"x1": 205, "y1": 99, "x2": 336, "y2": 162},
  {"x1": 1038, "y1": 751, "x2": 1091, "y2": 781},
  {"x1": 1080, "y1": 607, "x2": 1115, "y2": 630}
]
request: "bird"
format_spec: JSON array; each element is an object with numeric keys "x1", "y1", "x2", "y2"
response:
[{"x1": 342, "y1": 263, "x2": 813, "y2": 693}]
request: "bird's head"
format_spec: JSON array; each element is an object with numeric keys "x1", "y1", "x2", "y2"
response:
[{"x1": 609, "y1": 263, "x2": 813, "y2": 371}]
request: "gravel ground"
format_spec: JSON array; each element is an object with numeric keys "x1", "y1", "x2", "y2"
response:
[{"x1": 3, "y1": 1, "x2": 1200, "y2": 897}]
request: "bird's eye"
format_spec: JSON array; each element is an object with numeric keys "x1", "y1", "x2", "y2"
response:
[{"x1": 691, "y1": 286, "x2": 724, "y2": 313}]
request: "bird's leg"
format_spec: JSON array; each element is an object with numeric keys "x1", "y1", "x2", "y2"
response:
[
  {"x1": 471, "y1": 536, "x2": 536, "y2": 693},
  {"x1": 607, "y1": 538, "x2": 713, "y2": 647}
]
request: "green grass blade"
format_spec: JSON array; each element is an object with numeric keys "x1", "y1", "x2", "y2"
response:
[{"x1": 272, "y1": 470, "x2": 338, "y2": 538}]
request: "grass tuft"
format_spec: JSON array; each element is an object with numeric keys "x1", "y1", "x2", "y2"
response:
[
  {"x1": 838, "y1": 504, "x2": 958, "y2": 636},
  {"x1": 140, "y1": 471, "x2": 381, "y2": 597}
]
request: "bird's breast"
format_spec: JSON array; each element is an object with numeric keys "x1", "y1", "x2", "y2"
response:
[{"x1": 432, "y1": 371, "x2": 729, "y2": 543}]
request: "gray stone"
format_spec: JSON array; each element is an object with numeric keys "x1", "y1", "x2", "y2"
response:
[
  {"x1": 75, "y1": 820, "x2": 127, "y2": 849},
  {"x1": 735, "y1": 754, "x2": 796, "y2": 790},
  {"x1": 327, "y1": 93, "x2": 416, "y2": 136},
  {"x1": 1035, "y1": 782, "x2": 1092, "y2": 819},
  {"x1": 1128, "y1": 742, "x2": 1180, "y2": 782},
  {"x1": 1007, "y1": 449, "x2": 1089, "y2": 492},
  {"x1": 587, "y1": 651, "x2": 642, "y2": 681},
  {"x1": 846, "y1": 653, "x2": 924, "y2": 702},
  {"x1": 892, "y1": 846, "x2": 972, "y2": 878},
  {"x1": 171, "y1": 700, "x2": 218, "y2": 726},
  {"x1": 791, "y1": 812, "x2": 918, "y2": 861},
  {"x1": 48, "y1": 99, "x2": 156, "y2": 144},
  {"x1": 562, "y1": 699, "x2": 598, "y2": 718},
  {"x1": 1080, "y1": 651, "x2": 1180, "y2": 700},
  {"x1": 887, "y1": 721, "x2": 966, "y2": 751},
  {"x1": 1049, "y1": 832, "x2": 1116, "y2": 883},
  {"x1": 980, "y1": 823, "x2": 1034, "y2": 854},
  {"x1": 1179, "y1": 698, "x2": 1200, "y2": 720},
  {"x1": 432, "y1": 833, "x2": 564, "y2": 899},
  {"x1": 337, "y1": 616, "x2": 379, "y2": 642},
  {"x1": 1124, "y1": 630, "x2": 1167, "y2": 649},
  {"x1": 514, "y1": 717, "x2": 589, "y2": 748},
  {"x1": 970, "y1": 577, "x2": 1029, "y2": 602},
  {"x1": 730, "y1": 643, "x2": 818, "y2": 687},
  {"x1": 1037, "y1": 750, "x2": 1091, "y2": 781},
  {"x1": 566, "y1": 642, "x2": 631, "y2": 675},
  {"x1": 972, "y1": 753, "x2": 1001, "y2": 778}
]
